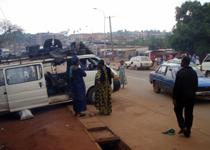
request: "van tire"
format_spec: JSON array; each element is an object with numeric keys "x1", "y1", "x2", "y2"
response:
[{"x1": 87, "y1": 87, "x2": 95, "y2": 104}]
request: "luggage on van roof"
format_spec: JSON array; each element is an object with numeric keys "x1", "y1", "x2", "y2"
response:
[
  {"x1": 27, "y1": 39, "x2": 93, "y2": 59},
  {"x1": 0, "y1": 39, "x2": 93, "y2": 65}
]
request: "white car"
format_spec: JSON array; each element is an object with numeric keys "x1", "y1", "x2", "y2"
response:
[
  {"x1": 130, "y1": 56, "x2": 152, "y2": 70},
  {"x1": 125, "y1": 57, "x2": 136, "y2": 68}
]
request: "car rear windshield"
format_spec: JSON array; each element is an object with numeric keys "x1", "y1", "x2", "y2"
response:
[{"x1": 173, "y1": 66, "x2": 204, "y2": 77}]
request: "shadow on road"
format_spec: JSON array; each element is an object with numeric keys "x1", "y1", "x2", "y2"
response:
[
  {"x1": 155, "y1": 90, "x2": 210, "y2": 105},
  {"x1": 195, "y1": 99, "x2": 210, "y2": 105},
  {"x1": 0, "y1": 102, "x2": 72, "y2": 121}
]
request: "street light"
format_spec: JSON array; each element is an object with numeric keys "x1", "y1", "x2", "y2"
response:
[{"x1": 93, "y1": 8, "x2": 106, "y2": 46}]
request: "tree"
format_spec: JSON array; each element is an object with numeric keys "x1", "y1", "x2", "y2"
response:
[
  {"x1": 170, "y1": 1, "x2": 210, "y2": 57},
  {"x1": 0, "y1": 20, "x2": 24, "y2": 48},
  {"x1": 0, "y1": 20, "x2": 23, "y2": 34},
  {"x1": 128, "y1": 35, "x2": 171, "y2": 50}
]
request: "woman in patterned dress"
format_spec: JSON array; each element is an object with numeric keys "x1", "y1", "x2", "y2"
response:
[{"x1": 95, "y1": 60, "x2": 113, "y2": 115}]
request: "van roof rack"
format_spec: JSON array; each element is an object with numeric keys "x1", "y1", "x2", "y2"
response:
[{"x1": 0, "y1": 41, "x2": 93, "y2": 65}]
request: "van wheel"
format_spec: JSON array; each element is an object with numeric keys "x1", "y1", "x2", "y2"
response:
[
  {"x1": 87, "y1": 87, "x2": 95, "y2": 104},
  {"x1": 134, "y1": 65, "x2": 138, "y2": 70},
  {"x1": 153, "y1": 81, "x2": 160, "y2": 93}
]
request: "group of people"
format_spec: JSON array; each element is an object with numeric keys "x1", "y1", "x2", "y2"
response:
[
  {"x1": 69, "y1": 56, "x2": 118, "y2": 117},
  {"x1": 69, "y1": 55, "x2": 197, "y2": 138},
  {"x1": 69, "y1": 56, "x2": 128, "y2": 117}
]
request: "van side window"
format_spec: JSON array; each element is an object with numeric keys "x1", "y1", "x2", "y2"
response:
[
  {"x1": 0, "y1": 70, "x2": 5, "y2": 86},
  {"x1": 80, "y1": 58, "x2": 98, "y2": 71},
  {"x1": 5, "y1": 65, "x2": 42, "y2": 85}
]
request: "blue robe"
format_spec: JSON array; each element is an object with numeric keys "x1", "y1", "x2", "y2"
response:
[{"x1": 70, "y1": 67, "x2": 87, "y2": 113}]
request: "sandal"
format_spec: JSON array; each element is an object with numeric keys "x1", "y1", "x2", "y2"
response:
[
  {"x1": 162, "y1": 128, "x2": 175, "y2": 135},
  {"x1": 76, "y1": 113, "x2": 86, "y2": 117}
]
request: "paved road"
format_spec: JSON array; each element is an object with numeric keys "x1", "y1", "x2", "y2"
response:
[{"x1": 97, "y1": 69, "x2": 210, "y2": 150}]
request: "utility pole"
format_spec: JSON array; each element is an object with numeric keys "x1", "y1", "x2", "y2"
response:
[
  {"x1": 93, "y1": 8, "x2": 106, "y2": 47},
  {"x1": 109, "y1": 16, "x2": 114, "y2": 60}
]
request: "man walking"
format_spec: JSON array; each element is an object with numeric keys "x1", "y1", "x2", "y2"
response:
[{"x1": 173, "y1": 56, "x2": 198, "y2": 138}]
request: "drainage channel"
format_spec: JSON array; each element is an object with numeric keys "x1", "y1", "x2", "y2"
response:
[{"x1": 79, "y1": 117, "x2": 131, "y2": 150}]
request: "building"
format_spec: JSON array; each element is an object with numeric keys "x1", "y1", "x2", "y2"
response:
[{"x1": 97, "y1": 46, "x2": 149, "y2": 60}]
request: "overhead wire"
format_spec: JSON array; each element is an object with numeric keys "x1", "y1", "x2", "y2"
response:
[{"x1": 0, "y1": 6, "x2": 7, "y2": 20}]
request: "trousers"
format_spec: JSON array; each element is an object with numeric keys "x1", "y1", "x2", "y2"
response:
[{"x1": 174, "y1": 100, "x2": 194, "y2": 130}]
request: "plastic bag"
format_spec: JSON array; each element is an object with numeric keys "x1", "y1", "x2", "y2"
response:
[{"x1": 19, "y1": 109, "x2": 34, "y2": 120}]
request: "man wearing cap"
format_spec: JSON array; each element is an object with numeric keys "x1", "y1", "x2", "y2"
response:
[{"x1": 173, "y1": 56, "x2": 198, "y2": 138}]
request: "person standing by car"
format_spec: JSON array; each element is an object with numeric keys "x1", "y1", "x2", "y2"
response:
[
  {"x1": 173, "y1": 56, "x2": 198, "y2": 138},
  {"x1": 69, "y1": 56, "x2": 87, "y2": 117},
  {"x1": 118, "y1": 60, "x2": 127, "y2": 88},
  {"x1": 95, "y1": 60, "x2": 113, "y2": 115}
]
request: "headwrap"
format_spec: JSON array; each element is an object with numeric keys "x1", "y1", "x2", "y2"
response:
[
  {"x1": 69, "y1": 55, "x2": 79, "y2": 79},
  {"x1": 71, "y1": 55, "x2": 79, "y2": 65}
]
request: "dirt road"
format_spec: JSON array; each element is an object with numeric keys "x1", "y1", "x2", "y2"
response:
[
  {"x1": 0, "y1": 105, "x2": 99, "y2": 150},
  {"x1": 1, "y1": 69, "x2": 210, "y2": 150},
  {"x1": 93, "y1": 69, "x2": 210, "y2": 150}
]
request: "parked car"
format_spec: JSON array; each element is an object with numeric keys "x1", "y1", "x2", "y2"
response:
[
  {"x1": 201, "y1": 53, "x2": 210, "y2": 76},
  {"x1": 125, "y1": 57, "x2": 136, "y2": 69},
  {"x1": 149, "y1": 60, "x2": 210, "y2": 100},
  {"x1": 130, "y1": 56, "x2": 152, "y2": 70},
  {"x1": 0, "y1": 54, "x2": 120, "y2": 113}
]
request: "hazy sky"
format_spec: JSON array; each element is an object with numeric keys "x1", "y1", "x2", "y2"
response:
[{"x1": 0, "y1": 0, "x2": 209, "y2": 34}]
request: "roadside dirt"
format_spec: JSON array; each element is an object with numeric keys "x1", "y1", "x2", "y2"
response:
[{"x1": 0, "y1": 105, "x2": 99, "y2": 150}]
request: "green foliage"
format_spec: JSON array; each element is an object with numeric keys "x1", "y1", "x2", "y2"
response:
[
  {"x1": 0, "y1": 20, "x2": 24, "y2": 48},
  {"x1": 170, "y1": 1, "x2": 210, "y2": 56},
  {"x1": 128, "y1": 35, "x2": 171, "y2": 50}
]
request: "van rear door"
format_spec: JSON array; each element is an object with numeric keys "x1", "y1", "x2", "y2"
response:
[
  {"x1": 4, "y1": 63, "x2": 48, "y2": 112},
  {"x1": 0, "y1": 69, "x2": 9, "y2": 112}
]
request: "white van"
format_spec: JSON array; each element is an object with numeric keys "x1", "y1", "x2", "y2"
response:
[
  {"x1": 130, "y1": 56, "x2": 152, "y2": 70},
  {"x1": 0, "y1": 54, "x2": 120, "y2": 113}
]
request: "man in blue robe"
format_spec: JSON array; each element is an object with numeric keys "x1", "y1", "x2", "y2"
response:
[{"x1": 69, "y1": 56, "x2": 87, "y2": 117}]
